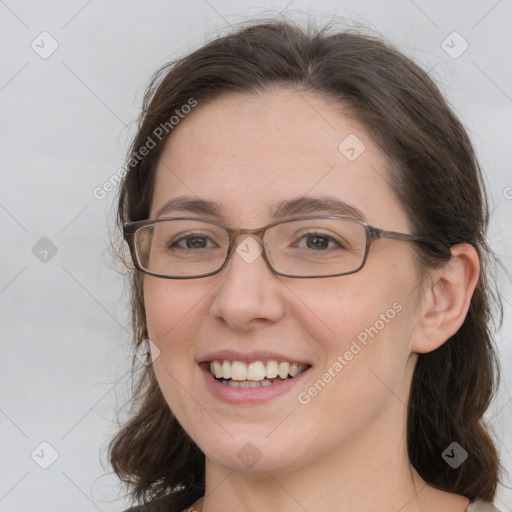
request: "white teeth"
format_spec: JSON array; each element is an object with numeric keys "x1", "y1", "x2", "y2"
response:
[
  {"x1": 222, "y1": 360, "x2": 231, "y2": 379},
  {"x1": 219, "y1": 378, "x2": 284, "y2": 388},
  {"x1": 265, "y1": 360, "x2": 279, "y2": 378},
  {"x1": 208, "y1": 359, "x2": 308, "y2": 382},
  {"x1": 278, "y1": 362, "x2": 290, "y2": 379},
  {"x1": 247, "y1": 361, "x2": 266, "y2": 381},
  {"x1": 239, "y1": 381, "x2": 260, "y2": 388},
  {"x1": 212, "y1": 361, "x2": 223, "y2": 378},
  {"x1": 231, "y1": 361, "x2": 247, "y2": 380}
]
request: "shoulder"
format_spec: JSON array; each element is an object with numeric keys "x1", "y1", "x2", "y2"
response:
[{"x1": 465, "y1": 500, "x2": 502, "y2": 512}]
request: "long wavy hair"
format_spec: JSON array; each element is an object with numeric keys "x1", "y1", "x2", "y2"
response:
[{"x1": 108, "y1": 18, "x2": 503, "y2": 509}]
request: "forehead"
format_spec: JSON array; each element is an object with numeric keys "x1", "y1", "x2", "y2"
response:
[{"x1": 151, "y1": 88, "x2": 408, "y2": 230}]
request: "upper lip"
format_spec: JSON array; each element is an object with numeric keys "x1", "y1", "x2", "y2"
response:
[{"x1": 197, "y1": 350, "x2": 312, "y2": 366}]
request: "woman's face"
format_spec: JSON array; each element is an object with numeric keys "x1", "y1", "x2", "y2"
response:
[{"x1": 144, "y1": 88, "x2": 424, "y2": 474}]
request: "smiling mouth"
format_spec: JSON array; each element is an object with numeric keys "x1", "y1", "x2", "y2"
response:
[{"x1": 207, "y1": 359, "x2": 310, "y2": 388}]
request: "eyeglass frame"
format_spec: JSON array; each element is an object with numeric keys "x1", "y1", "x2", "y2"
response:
[{"x1": 123, "y1": 215, "x2": 452, "y2": 279}]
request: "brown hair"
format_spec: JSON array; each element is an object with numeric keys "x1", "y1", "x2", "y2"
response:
[{"x1": 108, "y1": 18, "x2": 503, "y2": 509}]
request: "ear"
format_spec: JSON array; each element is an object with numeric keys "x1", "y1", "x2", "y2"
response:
[{"x1": 412, "y1": 243, "x2": 480, "y2": 354}]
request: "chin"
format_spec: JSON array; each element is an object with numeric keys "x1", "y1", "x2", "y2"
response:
[{"x1": 198, "y1": 431, "x2": 309, "y2": 474}]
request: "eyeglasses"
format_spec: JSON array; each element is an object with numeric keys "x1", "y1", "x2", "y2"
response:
[{"x1": 123, "y1": 216, "x2": 450, "y2": 279}]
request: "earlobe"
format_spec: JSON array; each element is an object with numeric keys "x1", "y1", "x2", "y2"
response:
[{"x1": 412, "y1": 243, "x2": 480, "y2": 354}]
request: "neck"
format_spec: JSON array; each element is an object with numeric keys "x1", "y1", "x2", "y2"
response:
[{"x1": 196, "y1": 404, "x2": 469, "y2": 511}]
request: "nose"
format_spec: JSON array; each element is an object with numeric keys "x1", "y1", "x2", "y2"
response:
[{"x1": 208, "y1": 236, "x2": 285, "y2": 332}]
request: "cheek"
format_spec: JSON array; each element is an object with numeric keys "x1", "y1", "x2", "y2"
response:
[
  {"x1": 293, "y1": 288, "x2": 415, "y2": 446},
  {"x1": 143, "y1": 279, "x2": 210, "y2": 428},
  {"x1": 291, "y1": 273, "x2": 413, "y2": 357},
  {"x1": 143, "y1": 279, "x2": 206, "y2": 397},
  {"x1": 143, "y1": 278, "x2": 208, "y2": 343},
  {"x1": 292, "y1": 260, "x2": 419, "y2": 405}
]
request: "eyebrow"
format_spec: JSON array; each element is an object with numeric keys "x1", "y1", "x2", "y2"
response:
[{"x1": 154, "y1": 195, "x2": 366, "y2": 222}]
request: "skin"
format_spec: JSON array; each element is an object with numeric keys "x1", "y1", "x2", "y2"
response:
[{"x1": 143, "y1": 88, "x2": 479, "y2": 511}]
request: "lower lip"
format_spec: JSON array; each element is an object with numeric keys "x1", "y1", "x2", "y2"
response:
[{"x1": 200, "y1": 364, "x2": 311, "y2": 404}]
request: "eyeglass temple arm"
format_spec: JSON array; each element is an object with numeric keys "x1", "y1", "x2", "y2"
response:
[{"x1": 371, "y1": 227, "x2": 452, "y2": 258}]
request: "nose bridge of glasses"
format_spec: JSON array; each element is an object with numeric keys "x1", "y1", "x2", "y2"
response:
[
  {"x1": 221, "y1": 224, "x2": 274, "y2": 275},
  {"x1": 227, "y1": 225, "x2": 267, "y2": 249}
]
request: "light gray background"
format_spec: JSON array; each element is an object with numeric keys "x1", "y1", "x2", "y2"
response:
[{"x1": 1, "y1": 1, "x2": 511, "y2": 511}]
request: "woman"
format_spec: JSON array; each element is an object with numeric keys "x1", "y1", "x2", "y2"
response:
[{"x1": 109, "y1": 19, "x2": 504, "y2": 511}]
